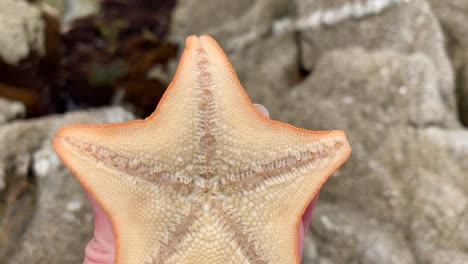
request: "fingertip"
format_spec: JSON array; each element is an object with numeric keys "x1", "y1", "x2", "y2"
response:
[
  {"x1": 84, "y1": 191, "x2": 116, "y2": 264},
  {"x1": 302, "y1": 192, "x2": 319, "y2": 230},
  {"x1": 298, "y1": 219, "x2": 305, "y2": 260},
  {"x1": 254, "y1": 103, "x2": 269, "y2": 118}
]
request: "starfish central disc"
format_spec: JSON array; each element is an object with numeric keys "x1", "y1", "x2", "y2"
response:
[{"x1": 53, "y1": 35, "x2": 351, "y2": 264}]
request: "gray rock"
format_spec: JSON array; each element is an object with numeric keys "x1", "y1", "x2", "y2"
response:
[
  {"x1": 62, "y1": 0, "x2": 100, "y2": 30},
  {"x1": 422, "y1": 127, "x2": 468, "y2": 163},
  {"x1": 427, "y1": 0, "x2": 468, "y2": 126},
  {"x1": 228, "y1": 33, "x2": 300, "y2": 115},
  {"x1": 169, "y1": 0, "x2": 292, "y2": 51},
  {"x1": 0, "y1": 0, "x2": 46, "y2": 65},
  {"x1": 281, "y1": 48, "x2": 468, "y2": 263},
  {"x1": 286, "y1": 48, "x2": 450, "y2": 129},
  {"x1": 301, "y1": 234, "x2": 318, "y2": 264},
  {"x1": 296, "y1": 0, "x2": 457, "y2": 126},
  {"x1": 427, "y1": 0, "x2": 468, "y2": 68},
  {"x1": 458, "y1": 66, "x2": 468, "y2": 126},
  {"x1": 0, "y1": 107, "x2": 134, "y2": 264},
  {"x1": 0, "y1": 98, "x2": 25, "y2": 125},
  {"x1": 169, "y1": 0, "x2": 253, "y2": 43},
  {"x1": 312, "y1": 203, "x2": 416, "y2": 264}
]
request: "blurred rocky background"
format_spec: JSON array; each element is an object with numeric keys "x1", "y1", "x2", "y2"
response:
[{"x1": 0, "y1": 0, "x2": 467, "y2": 263}]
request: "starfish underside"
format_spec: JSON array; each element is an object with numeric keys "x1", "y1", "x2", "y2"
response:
[{"x1": 53, "y1": 35, "x2": 351, "y2": 264}]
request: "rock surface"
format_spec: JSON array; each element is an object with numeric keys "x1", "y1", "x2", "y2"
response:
[
  {"x1": 0, "y1": 98, "x2": 25, "y2": 125},
  {"x1": 0, "y1": 107, "x2": 134, "y2": 263},
  {"x1": 62, "y1": 0, "x2": 100, "y2": 29},
  {"x1": 0, "y1": 0, "x2": 61, "y2": 117},
  {"x1": 296, "y1": 0, "x2": 457, "y2": 127},
  {"x1": 283, "y1": 49, "x2": 468, "y2": 263},
  {"x1": 0, "y1": 0, "x2": 46, "y2": 65},
  {"x1": 428, "y1": 0, "x2": 468, "y2": 126}
]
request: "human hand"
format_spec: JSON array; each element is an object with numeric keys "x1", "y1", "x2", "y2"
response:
[{"x1": 82, "y1": 104, "x2": 319, "y2": 263}]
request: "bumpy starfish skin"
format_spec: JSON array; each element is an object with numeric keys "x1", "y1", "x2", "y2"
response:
[{"x1": 53, "y1": 35, "x2": 351, "y2": 264}]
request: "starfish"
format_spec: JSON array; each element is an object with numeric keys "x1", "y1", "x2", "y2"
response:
[{"x1": 53, "y1": 35, "x2": 351, "y2": 264}]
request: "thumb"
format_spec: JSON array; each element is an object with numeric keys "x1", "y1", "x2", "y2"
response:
[{"x1": 84, "y1": 192, "x2": 116, "y2": 264}]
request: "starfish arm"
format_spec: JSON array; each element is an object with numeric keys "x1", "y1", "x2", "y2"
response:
[
  {"x1": 192, "y1": 36, "x2": 350, "y2": 188},
  {"x1": 220, "y1": 130, "x2": 351, "y2": 192},
  {"x1": 53, "y1": 36, "x2": 226, "y2": 187},
  {"x1": 221, "y1": 132, "x2": 350, "y2": 264},
  {"x1": 53, "y1": 135, "x2": 193, "y2": 264}
]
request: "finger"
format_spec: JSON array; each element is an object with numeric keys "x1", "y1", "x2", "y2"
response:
[
  {"x1": 298, "y1": 192, "x2": 319, "y2": 260},
  {"x1": 254, "y1": 103, "x2": 269, "y2": 118},
  {"x1": 84, "y1": 192, "x2": 116, "y2": 264},
  {"x1": 302, "y1": 192, "x2": 319, "y2": 230},
  {"x1": 298, "y1": 219, "x2": 305, "y2": 259}
]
